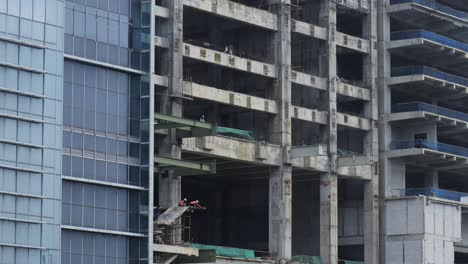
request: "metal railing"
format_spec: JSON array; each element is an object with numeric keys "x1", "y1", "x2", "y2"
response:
[
  {"x1": 391, "y1": 30, "x2": 468, "y2": 52},
  {"x1": 392, "y1": 101, "x2": 468, "y2": 122},
  {"x1": 402, "y1": 187, "x2": 468, "y2": 202},
  {"x1": 390, "y1": 0, "x2": 468, "y2": 20},
  {"x1": 390, "y1": 139, "x2": 468, "y2": 157},
  {"x1": 391, "y1": 66, "x2": 468, "y2": 87}
]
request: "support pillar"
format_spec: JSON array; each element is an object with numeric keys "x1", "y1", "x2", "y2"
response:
[
  {"x1": 424, "y1": 169, "x2": 439, "y2": 188},
  {"x1": 158, "y1": 0, "x2": 184, "y2": 209},
  {"x1": 319, "y1": 1, "x2": 338, "y2": 263},
  {"x1": 268, "y1": 0, "x2": 292, "y2": 261},
  {"x1": 363, "y1": 0, "x2": 380, "y2": 262}
]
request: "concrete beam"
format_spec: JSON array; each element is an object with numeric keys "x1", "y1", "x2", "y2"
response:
[
  {"x1": 155, "y1": 36, "x2": 170, "y2": 49},
  {"x1": 291, "y1": 19, "x2": 327, "y2": 40},
  {"x1": 337, "y1": 113, "x2": 371, "y2": 130},
  {"x1": 291, "y1": 105, "x2": 328, "y2": 125},
  {"x1": 182, "y1": 136, "x2": 281, "y2": 166},
  {"x1": 153, "y1": 74, "x2": 169, "y2": 87},
  {"x1": 291, "y1": 144, "x2": 328, "y2": 158},
  {"x1": 154, "y1": 5, "x2": 170, "y2": 18},
  {"x1": 182, "y1": 81, "x2": 278, "y2": 114},
  {"x1": 183, "y1": 42, "x2": 277, "y2": 78},
  {"x1": 153, "y1": 244, "x2": 199, "y2": 256},
  {"x1": 337, "y1": 82, "x2": 371, "y2": 101},
  {"x1": 336, "y1": 32, "x2": 370, "y2": 53},
  {"x1": 291, "y1": 70, "x2": 327, "y2": 91},
  {"x1": 183, "y1": 0, "x2": 277, "y2": 31},
  {"x1": 291, "y1": 156, "x2": 329, "y2": 172}
]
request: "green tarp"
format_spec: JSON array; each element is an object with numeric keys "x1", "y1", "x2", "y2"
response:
[
  {"x1": 292, "y1": 255, "x2": 321, "y2": 264},
  {"x1": 216, "y1": 126, "x2": 254, "y2": 141},
  {"x1": 190, "y1": 243, "x2": 256, "y2": 259}
]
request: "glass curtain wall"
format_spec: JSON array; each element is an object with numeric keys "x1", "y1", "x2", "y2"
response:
[{"x1": 0, "y1": 0, "x2": 64, "y2": 263}]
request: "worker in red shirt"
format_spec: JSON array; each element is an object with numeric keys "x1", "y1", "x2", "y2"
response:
[
  {"x1": 178, "y1": 198, "x2": 187, "y2": 206},
  {"x1": 189, "y1": 200, "x2": 202, "y2": 207}
]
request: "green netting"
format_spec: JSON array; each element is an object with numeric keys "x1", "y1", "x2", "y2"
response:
[
  {"x1": 292, "y1": 255, "x2": 321, "y2": 264},
  {"x1": 342, "y1": 261, "x2": 363, "y2": 264},
  {"x1": 216, "y1": 126, "x2": 254, "y2": 141},
  {"x1": 190, "y1": 243, "x2": 256, "y2": 259}
]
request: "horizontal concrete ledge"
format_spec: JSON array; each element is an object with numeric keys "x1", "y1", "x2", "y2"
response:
[
  {"x1": 215, "y1": 256, "x2": 275, "y2": 264},
  {"x1": 337, "y1": 164, "x2": 373, "y2": 180},
  {"x1": 183, "y1": 43, "x2": 276, "y2": 78},
  {"x1": 389, "y1": 38, "x2": 468, "y2": 59},
  {"x1": 182, "y1": 81, "x2": 278, "y2": 114},
  {"x1": 387, "y1": 3, "x2": 468, "y2": 25},
  {"x1": 153, "y1": 244, "x2": 199, "y2": 256},
  {"x1": 153, "y1": 74, "x2": 169, "y2": 87},
  {"x1": 183, "y1": 0, "x2": 277, "y2": 31},
  {"x1": 389, "y1": 74, "x2": 468, "y2": 92},
  {"x1": 182, "y1": 136, "x2": 281, "y2": 166},
  {"x1": 336, "y1": 32, "x2": 370, "y2": 53},
  {"x1": 337, "y1": 113, "x2": 371, "y2": 130},
  {"x1": 154, "y1": 5, "x2": 169, "y2": 18},
  {"x1": 291, "y1": 19, "x2": 327, "y2": 40},
  {"x1": 291, "y1": 144, "x2": 327, "y2": 158},
  {"x1": 154, "y1": 35, "x2": 170, "y2": 49},
  {"x1": 0, "y1": 242, "x2": 44, "y2": 250},
  {"x1": 291, "y1": 70, "x2": 327, "y2": 90},
  {"x1": 337, "y1": 82, "x2": 370, "y2": 101},
  {"x1": 390, "y1": 111, "x2": 468, "y2": 129},
  {"x1": 291, "y1": 105, "x2": 328, "y2": 125},
  {"x1": 62, "y1": 225, "x2": 146, "y2": 237},
  {"x1": 291, "y1": 155, "x2": 329, "y2": 172}
]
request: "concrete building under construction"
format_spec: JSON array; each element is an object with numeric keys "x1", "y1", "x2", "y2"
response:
[{"x1": 1, "y1": 0, "x2": 468, "y2": 263}]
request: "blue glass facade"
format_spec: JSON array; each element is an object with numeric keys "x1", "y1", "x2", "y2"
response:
[
  {"x1": 61, "y1": 0, "x2": 150, "y2": 263},
  {"x1": 1, "y1": 0, "x2": 151, "y2": 263},
  {"x1": 0, "y1": 0, "x2": 64, "y2": 263}
]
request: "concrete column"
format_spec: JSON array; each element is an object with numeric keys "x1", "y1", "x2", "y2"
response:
[
  {"x1": 377, "y1": 0, "x2": 393, "y2": 262},
  {"x1": 319, "y1": 1, "x2": 338, "y2": 263},
  {"x1": 268, "y1": 0, "x2": 292, "y2": 261},
  {"x1": 159, "y1": 0, "x2": 184, "y2": 209},
  {"x1": 363, "y1": 0, "x2": 380, "y2": 262},
  {"x1": 424, "y1": 169, "x2": 439, "y2": 188}
]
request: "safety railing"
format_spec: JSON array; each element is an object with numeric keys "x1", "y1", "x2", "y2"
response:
[
  {"x1": 391, "y1": 30, "x2": 468, "y2": 52},
  {"x1": 391, "y1": 66, "x2": 468, "y2": 87},
  {"x1": 390, "y1": 0, "x2": 468, "y2": 20},
  {"x1": 392, "y1": 101, "x2": 468, "y2": 122},
  {"x1": 390, "y1": 139, "x2": 468, "y2": 158},
  {"x1": 402, "y1": 187, "x2": 468, "y2": 202}
]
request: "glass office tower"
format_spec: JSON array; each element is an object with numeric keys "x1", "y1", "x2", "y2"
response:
[
  {"x1": 1, "y1": 0, "x2": 151, "y2": 263},
  {"x1": 61, "y1": 0, "x2": 151, "y2": 264},
  {"x1": 0, "y1": 0, "x2": 64, "y2": 263}
]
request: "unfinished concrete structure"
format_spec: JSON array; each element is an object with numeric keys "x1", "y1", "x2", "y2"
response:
[
  {"x1": 379, "y1": 0, "x2": 468, "y2": 263},
  {"x1": 152, "y1": 0, "x2": 378, "y2": 263}
]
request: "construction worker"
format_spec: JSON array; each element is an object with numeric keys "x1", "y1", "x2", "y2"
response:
[
  {"x1": 178, "y1": 198, "x2": 187, "y2": 206},
  {"x1": 189, "y1": 200, "x2": 202, "y2": 208}
]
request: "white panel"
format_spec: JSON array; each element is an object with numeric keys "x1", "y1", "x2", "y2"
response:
[
  {"x1": 425, "y1": 201, "x2": 435, "y2": 235},
  {"x1": 425, "y1": 239, "x2": 434, "y2": 264},
  {"x1": 407, "y1": 198, "x2": 424, "y2": 234},
  {"x1": 404, "y1": 239, "x2": 422, "y2": 264},
  {"x1": 453, "y1": 207, "x2": 462, "y2": 240},
  {"x1": 387, "y1": 200, "x2": 407, "y2": 235},
  {"x1": 444, "y1": 240, "x2": 454, "y2": 264},
  {"x1": 434, "y1": 203, "x2": 444, "y2": 236},
  {"x1": 444, "y1": 205, "x2": 453, "y2": 238},
  {"x1": 385, "y1": 241, "x2": 403, "y2": 264},
  {"x1": 434, "y1": 239, "x2": 444, "y2": 264}
]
